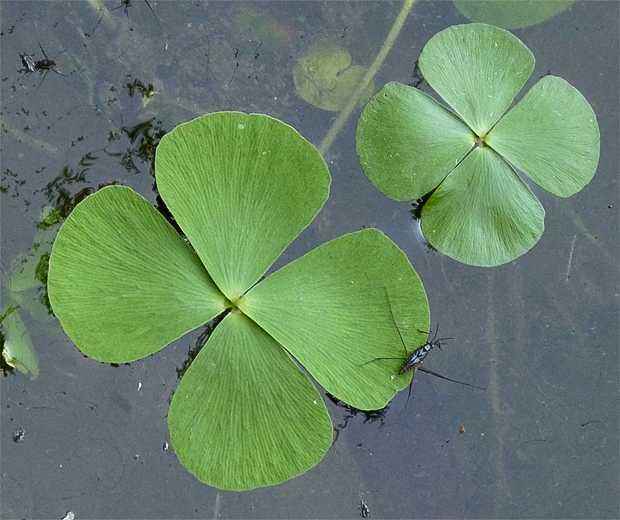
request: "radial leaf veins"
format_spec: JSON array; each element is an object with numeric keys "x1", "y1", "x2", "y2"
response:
[
  {"x1": 49, "y1": 112, "x2": 431, "y2": 490},
  {"x1": 356, "y1": 23, "x2": 600, "y2": 266}
]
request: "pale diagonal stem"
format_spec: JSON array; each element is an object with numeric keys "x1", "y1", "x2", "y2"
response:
[{"x1": 318, "y1": 0, "x2": 417, "y2": 156}]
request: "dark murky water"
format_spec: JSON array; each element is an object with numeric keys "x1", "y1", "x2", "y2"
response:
[{"x1": 2, "y1": 2, "x2": 618, "y2": 518}]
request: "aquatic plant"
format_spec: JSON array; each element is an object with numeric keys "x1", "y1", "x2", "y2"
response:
[
  {"x1": 356, "y1": 23, "x2": 600, "y2": 266},
  {"x1": 452, "y1": 0, "x2": 575, "y2": 29},
  {"x1": 48, "y1": 112, "x2": 430, "y2": 490},
  {"x1": 1, "y1": 307, "x2": 38, "y2": 379},
  {"x1": 0, "y1": 206, "x2": 67, "y2": 379},
  {"x1": 293, "y1": 43, "x2": 374, "y2": 111}
]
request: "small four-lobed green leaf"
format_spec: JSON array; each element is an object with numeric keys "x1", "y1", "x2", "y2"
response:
[{"x1": 356, "y1": 23, "x2": 600, "y2": 266}]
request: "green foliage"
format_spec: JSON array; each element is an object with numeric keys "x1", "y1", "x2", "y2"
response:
[
  {"x1": 0, "y1": 205, "x2": 68, "y2": 379},
  {"x1": 293, "y1": 44, "x2": 374, "y2": 111},
  {"x1": 0, "y1": 308, "x2": 39, "y2": 379},
  {"x1": 48, "y1": 112, "x2": 430, "y2": 490},
  {"x1": 453, "y1": 0, "x2": 575, "y2": 30},
  {"x1": 356, "y1": 23, "x2": 600, "y2": 266}
]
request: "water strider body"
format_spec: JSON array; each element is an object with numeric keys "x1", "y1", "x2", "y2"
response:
[
  {"x1": 363, "y1": 288, "x2": 485, "y2": 406},
  {"x1": 396, "y1": 323, "x2": 449, "y2": 374}
]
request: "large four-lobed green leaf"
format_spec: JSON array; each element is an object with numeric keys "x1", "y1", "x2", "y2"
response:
[
  {"x1": 48, "y1": 112, "x2": 430, "y2": 490},
  {"x1": 356, "y1": 23, "x2": 600, "y2": 266}
]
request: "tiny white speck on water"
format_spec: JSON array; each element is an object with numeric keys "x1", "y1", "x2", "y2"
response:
[{"x1": 137, "y1": 382, "x2": 142, "y2": 391}]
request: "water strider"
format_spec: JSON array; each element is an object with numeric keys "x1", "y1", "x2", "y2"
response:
[
  {"x1": 362, "y1": 288, "x2": 485, "y2": 407},
  {"x1": 20, "y1": 41, "x2": 64, "y2": 86}
]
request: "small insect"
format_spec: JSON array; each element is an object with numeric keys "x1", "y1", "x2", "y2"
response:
[
  {"x1": 20, "y1": 41, "x2": 64, "y2": 86},
  {"x1": 12, "y1": 428, "x2": 25, "y2": 443},
  {"x1": 362, "y1": 288, "x2": 485, "y2": 406},
  {"x1": 396, "y1": 323, "x2": 451, "y2": 374},
  {"x1": 358, "y1": 499, "x2": 370, "y2": 518}
]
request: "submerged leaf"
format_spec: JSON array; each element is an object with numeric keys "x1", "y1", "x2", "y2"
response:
[
  {"x1": 293, "y1": 44, "x2": 374, "y2": 111},
  {"x1": 453, "y1": 0, "x2": 575, "y2": 30},
  {"x1": 1, "y1": 308, "x2": 39, "y2": 379}
]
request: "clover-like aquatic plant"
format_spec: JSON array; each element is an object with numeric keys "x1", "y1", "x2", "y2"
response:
[
  {"x1": 48, "y1": 112, "x2": 431, "y2": 490},
  {"x1": 356, "y1": 23, "x2": 600, "y2": 266}
]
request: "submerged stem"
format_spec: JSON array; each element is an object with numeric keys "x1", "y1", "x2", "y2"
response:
[{"x1": 318, "y1": 0, "x2": 416, "y2": 156}]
